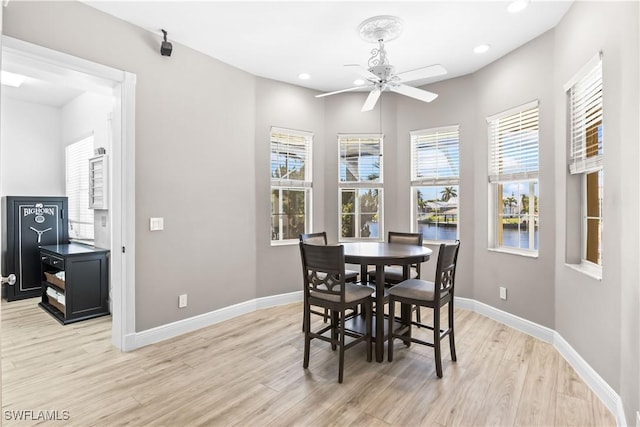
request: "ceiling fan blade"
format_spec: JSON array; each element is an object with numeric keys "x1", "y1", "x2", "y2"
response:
[
  {"x1": 395, "y1": 64, "x2": 447, "y2": 84},
  {"x1": 390, "y1": 84, "x2": 438, "y2": 103},
  {"x1": 345, "y1": 64, "x2": 379, "y2": 81},
  {"x1": 361, "y1": 88, "x2": 381, "y2": 112},
  {"x1": 315, "y1": 86, "x2": 363, "y2": 98}
]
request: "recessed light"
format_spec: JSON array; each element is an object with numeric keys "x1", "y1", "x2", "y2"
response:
[
  {"x1": 1, "y1": 70, "x2": 27, "y2": 88},
  {"x1": 507, "y1": 0, "x2": 530, "y2": 13},
  {"x1": 473, "y1": 44, "x2": 490, "y2": 54},
  {"x1": 353, "y1": 79, "x2": 365, "y2": 86},
  {"x1": 298, "y1": 73, "x2": 311, "y2": 80}
]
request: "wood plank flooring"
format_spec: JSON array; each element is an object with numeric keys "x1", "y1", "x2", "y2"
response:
[{"x1": 1, "y1": 299, "x2": 616, "y2": 426}]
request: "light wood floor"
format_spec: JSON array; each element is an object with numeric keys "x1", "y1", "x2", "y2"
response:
[{"x1": 1, "y1": 299, "x2": 615, "y2": 426}]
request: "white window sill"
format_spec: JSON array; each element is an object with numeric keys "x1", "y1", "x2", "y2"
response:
[
  {"x1": 271, "y1": 239, "x2": 298, "y2": 247},
  {"x1": 565, "y1": 262, "x2": 602, "y2": 281},
  {"x1": 423, "y1": 239, "x2": 459, "y2": 246},
  {"x1": 487, "y1": 247, "x2": 538, "y2": 259}
]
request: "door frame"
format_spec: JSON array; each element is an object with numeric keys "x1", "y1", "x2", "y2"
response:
[{"x1": 1, "y1": 36, "x2": 136, "y2": 350}]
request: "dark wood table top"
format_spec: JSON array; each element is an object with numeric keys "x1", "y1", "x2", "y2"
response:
[{"x1": 342, "y1": 242, "x2": 432, "y2": 265}]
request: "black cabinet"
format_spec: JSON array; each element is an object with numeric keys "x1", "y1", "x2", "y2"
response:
[
  {"x1": 2, "y1": 196, "x2": 69, "y2": 301},
  {"x1": 39, "y1": 243, "x2": 110, "y2": 325}
]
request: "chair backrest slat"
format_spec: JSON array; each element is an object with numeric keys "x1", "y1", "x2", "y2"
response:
[
  {"x1": 434, "y1": 240, "x2": 460, "y2": 298},
  {"x1": 299, "y1": 242, "x2": 346, "y2": 301},
  {"x1": 388, "y1": 231, "x2": 423, "y2": 246},
  {"x1": 300, "y1": 232, "x2": 328, "y2": 245}
]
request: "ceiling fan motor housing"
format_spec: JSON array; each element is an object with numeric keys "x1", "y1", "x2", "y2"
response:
[{"x1": 369, "y1": 64, "x2": 395, "y2": 81}]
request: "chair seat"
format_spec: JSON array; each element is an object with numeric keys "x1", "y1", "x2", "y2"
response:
[
  {"x1": 367, "y1": 266, "x2": 419, "y2": 282},
  {"x1": 388, "y1": 278, "x2": 448, "y2": 302},
  {"x1": 311, "y1": 283, "x2": 374, "y2": 303}
]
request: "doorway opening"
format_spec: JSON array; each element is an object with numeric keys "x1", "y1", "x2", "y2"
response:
[{"x1": 0, "y1": 36, "x2": 135, "y2": 350}]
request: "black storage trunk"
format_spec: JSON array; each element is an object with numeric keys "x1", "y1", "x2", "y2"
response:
[{"x1": 2, "y1": 196, "x2": 69, "y2": 301}]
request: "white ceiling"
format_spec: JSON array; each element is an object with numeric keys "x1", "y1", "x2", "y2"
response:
[{"x1": 85, "y1": 1, "x2": 573, "y2": 92}]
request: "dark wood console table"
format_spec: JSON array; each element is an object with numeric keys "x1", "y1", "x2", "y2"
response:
[{"x1": 39, "y1": 243, "x2": 110, "y2": 325}]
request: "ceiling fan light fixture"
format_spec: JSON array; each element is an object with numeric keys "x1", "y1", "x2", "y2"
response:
[{"x1": 507, "y1": 0, "x2": 530, "y2": 13}]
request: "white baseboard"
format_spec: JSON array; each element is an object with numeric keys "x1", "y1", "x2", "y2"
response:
[
  {"x1": 455, "y1": 297, "x2": 555, "y2": 343},
  {"x1": 130, "y1": 291, "x2": 302, "y2": 350},
  {"x1": 455, "y1": 296, "x2": 626, "y2": 427}
]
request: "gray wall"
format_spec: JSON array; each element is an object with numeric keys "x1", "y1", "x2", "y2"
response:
[
  {"x1": 254, "y1": 77, "x2": 325, "y2": 298},
  {"x1": 3, "y1": 1, "x2": 639, "y2": 421},
  {"x1": 553, "y1": 1, "x2": 639, "y2": 422},
  {"x1": 471, "y1": 30, "x2": 557, "y2": 328}
]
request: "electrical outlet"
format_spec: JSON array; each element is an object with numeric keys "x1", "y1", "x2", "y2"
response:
[
  {"x1": 499, "y1": 286, "x2": 507, "y2": 300},
  {"x1": 178, "y1": 294, "x2": 187, "y2": 308}
]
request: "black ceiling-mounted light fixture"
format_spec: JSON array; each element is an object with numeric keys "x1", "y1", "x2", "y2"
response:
[{"x1": 160, "y1": 29, "x2": 173, "y2": 57}]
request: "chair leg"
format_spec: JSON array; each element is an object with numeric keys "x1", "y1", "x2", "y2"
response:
[
  {"x1": 323, "y1": 307, "x2": 329, "y2": 322},
  {"x1": 416, "y1": 305, "x2": 421, "y2": 325},
  {"x1": 330, "y1": 311, "x2": 339, "y2": 351},
  {"x1": 338, "y1": 309, "x2": 345, "y2": 383},
  {"x1": 303, "y1": 304, "x2": 311, "y2": 369},
  {"x1": 388, "y1": 296, "x2": 395, "y2": 362},
  {"x1": 366, "y1": 300, "x2": 372, "y2": 363},
  {"x1": 434, "y1": 305, "x2": 442, "y2": 378},
  {"x1": 448, "y1": 301, "x2": 457, "y2": 362}
]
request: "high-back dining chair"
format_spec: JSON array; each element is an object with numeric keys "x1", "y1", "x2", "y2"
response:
[
  {"x1": 299, "y1": 232, "x2": 359, "y2": 329},
  {"x1": 299, "y1": 242, "x2": 373, "y2": 383},
  {"x1": 367, "y1": 231, "x2": 424, "y2": 283},
  {"x1": 300, "y1": 232, "x2": 359, "y2": 282},
  {"x1": 387, "y1": 240, "x2": 460, "y2": 378}
]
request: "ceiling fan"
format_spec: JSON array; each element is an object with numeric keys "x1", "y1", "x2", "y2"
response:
[{"x1": 316, "y1": 15, "x2": 447, "y2": 112}]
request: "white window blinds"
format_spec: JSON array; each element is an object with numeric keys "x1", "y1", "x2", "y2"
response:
[
  {"x1": 271, "y1": 127, "x2": 312, "y2": 187},
  {"x1": 411, "y1": 125, "x2": 460, "y2": 186},
  {"x1": 65, "y1": 136, "x2": 95, "y2": 241},
  {"x1": 487, "y1": 101, "x2": 539, "y2": 183},
  {"x1": 566, "y1": 55, "x2": 603, "y2": 174},
  {"x1": 339, "y1": 135, "x2": 382, "y2": 185}
]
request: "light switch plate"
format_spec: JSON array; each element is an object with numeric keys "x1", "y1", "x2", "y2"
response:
[
  {"x1": 150, "y1": 217, "x2": 164, "y2": 231},
  {"x1": 499, "y1": 286, "x2": 507, "y2": 300}
]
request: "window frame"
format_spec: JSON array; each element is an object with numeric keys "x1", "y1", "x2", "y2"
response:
[
  {"x1": 338, "y1": 134, "x2": 384, "y2": 242},
  {"x1": 270, "y1": 127, "x2": 313, "y2": 245},
  {"x1": 564, "y1": 53, "x2": 603, "y2": 273},
  {"x1": 410, "y1": 125, "x2": 460, "y2": 243},
  {"x1": 65, "y1": 135, "x2": 95, "y2": 243},
  {"x1": 487, "y1": 100, "x2": 540, "y2": 256}
]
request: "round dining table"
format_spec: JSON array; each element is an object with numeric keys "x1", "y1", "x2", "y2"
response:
[{"x1": 342, "y1": 241, "x2": 433, "y2": 362}]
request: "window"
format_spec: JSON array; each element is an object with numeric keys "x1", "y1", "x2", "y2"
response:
[
  {"x1": 65, "y1": 136, "x2": 95, "y2": 242},
  {"x1": 410, "y1": 125, "x2": 460, "y2": 242},
  {"x1": 270, "y1": 127, "x2": 312, "y2": 243},
  {"x1": 566, "y1": 54, "x2": 603, "y2": 267},
  {"x1": 338, "y1": 134, "x2": 383, "y2": 240},
  {"x1": 487, "y1": 101, "x2": 539, "y2": 253}
]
